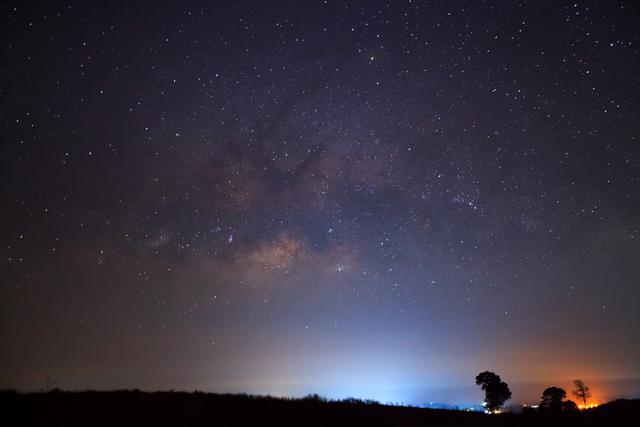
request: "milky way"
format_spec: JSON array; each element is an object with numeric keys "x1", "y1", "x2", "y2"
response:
[{"x1": 1, "y1": 1, "x2": 639, "y2": 405}]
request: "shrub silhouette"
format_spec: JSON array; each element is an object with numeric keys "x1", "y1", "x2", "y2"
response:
[{"x1": 562, "y1": 400, "x2": 579, "y2": 412}]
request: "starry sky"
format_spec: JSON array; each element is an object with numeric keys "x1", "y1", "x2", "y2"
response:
[{"x1": 1, "y1": 1, "x2": 639, "y2": 406}]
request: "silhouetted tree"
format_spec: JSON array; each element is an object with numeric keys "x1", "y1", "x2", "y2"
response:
[
  {"x1": 572, "y1": 379, "x2": 592, "y2": 408},
  {"x1": 562, "y1": 400, "x2": 579, "y2": 411},
  {"x1": 540, "y1": 387, "x2": 566, "y2": 412},
  {"x1": 39, "y1": 376, "x2": 56, "y2": 393},
  {"x1": 475, "y1": 371, "x2": 512, "y2": 413}
]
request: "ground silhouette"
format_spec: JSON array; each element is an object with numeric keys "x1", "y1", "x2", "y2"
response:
[{"x1": 1, "y1": 390, "x2": 638, "y2": 426}]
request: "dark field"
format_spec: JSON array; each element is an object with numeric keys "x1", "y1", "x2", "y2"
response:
[{"x1": 1, "y1": 391, "x2": 637, "y2": 426}]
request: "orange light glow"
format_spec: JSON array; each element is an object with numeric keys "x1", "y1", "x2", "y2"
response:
[{"x1": 578, "y1": 402, "x2": 600, "y2": 410}]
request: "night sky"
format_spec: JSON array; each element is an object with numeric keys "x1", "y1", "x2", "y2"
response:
[{"x1": 2, "y1": 1, "x2": 639, "y2": 406}]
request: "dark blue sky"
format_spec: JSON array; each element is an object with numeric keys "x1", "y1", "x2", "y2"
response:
[{"x1": 1, "y1": 0, "x2": 639, "y2": 405}]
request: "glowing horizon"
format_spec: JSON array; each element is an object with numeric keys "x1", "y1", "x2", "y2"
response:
[{"x1": 2, "y1": 1, "x2": 638, "y2": 406}]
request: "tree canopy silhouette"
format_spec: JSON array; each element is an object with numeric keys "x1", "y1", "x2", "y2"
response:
[
  {"x1": 475, "y1": 371, "x2": 512, "y2": 413},
  {"x1": 563, "y1": 399, "x2": 579, "y2": 411},
  {"x1": 540, "y1": 387, "x2": 566, "y2": 412},
  {"x1": 572, "y1": 379, "x2": 591, "y2": 408}
]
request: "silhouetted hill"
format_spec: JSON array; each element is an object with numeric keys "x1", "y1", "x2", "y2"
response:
[
  {"x1": 586, "y1": 398, "x2": 640, "y2": 421},
  {"x1": 1, "y1": 390, "x2": 638, "y2": 426}
]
